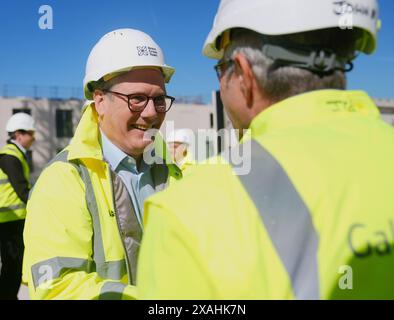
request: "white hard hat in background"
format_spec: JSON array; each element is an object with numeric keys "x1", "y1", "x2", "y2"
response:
[
  {"x1": 166, "y1": 129, "x2": 194, "y2": 145},
  {"x1": 203, "y1": 0, "x2": 380, "y2": 59},
  {"x1": 83, "y1": 28, "x2": 175, "y2": 100},
  {"x1": 6, "y1": 112, "x2": 35, "y2": 132}
]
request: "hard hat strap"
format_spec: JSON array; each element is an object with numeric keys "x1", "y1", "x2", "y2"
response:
[{"x1": 262, "y1": 44, "x2": 353, "y2": 76}]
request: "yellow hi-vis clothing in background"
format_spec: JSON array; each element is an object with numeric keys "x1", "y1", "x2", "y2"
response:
[
  {"x1": 23, "y1": 103, "x2": 181, "y2": 300},
  {"x1": 137, "y1": 90, "x2": 394, "y2": 299},
  {"x1": 0, "y1": 143, "x2": 30, "y2": 222},
  {"x1": 176, "y1": 152, "x2": 195, "y2": 174}
]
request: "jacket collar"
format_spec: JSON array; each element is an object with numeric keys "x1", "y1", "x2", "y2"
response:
[
  {"x1": 67, "y1": 102, "x2": 103, "y2": 161},
  {"x1": 248, "y1": 90, "x2": 380, "y2": 139},
  {"x1": 10, "y1": 140, "x2": 27, "y2": 155}
]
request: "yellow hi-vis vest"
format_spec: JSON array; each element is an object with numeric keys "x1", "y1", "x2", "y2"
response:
[
  {"x1": 0, "y1": 143, "x2": 30, "y2": 223},
  {"x1": 23, "y1": 103, "x2": 181, "y2": 300},
  {"x1": 137, "y1": 90, "x2": 394, "y2": 299}
]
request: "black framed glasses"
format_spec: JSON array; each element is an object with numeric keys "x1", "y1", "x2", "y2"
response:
[
  {"x1": 214, "y1": 59, "x2": 234, "y2": 80},
  {"x1": 104, "y1": 90, "x2": 175, "y2": 113}
]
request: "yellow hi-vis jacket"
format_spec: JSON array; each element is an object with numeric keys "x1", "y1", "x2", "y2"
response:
[
  {"x1": 137, "y1": 90, "x2": 394, "y2": 299},
  {"x1": 0, "y1": 143, "x2": 30, "y2": 223},
  {"x1": 23, "y1": 103, "x2": 181, "y2": 300}
]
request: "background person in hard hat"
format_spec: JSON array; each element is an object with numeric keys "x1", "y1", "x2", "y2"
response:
[
  {"x1": 137, "y1": 0, "x2": 394, "y2": 299},
  {"x1": 0, "y1": 112, "x2": 35, "y2": 300},
  {"x1": 22, "y1": 28, "x2": 180, "y2": 300},
  {"x1": 166, "y1": 129, "x2": 195, "y2": 172}
]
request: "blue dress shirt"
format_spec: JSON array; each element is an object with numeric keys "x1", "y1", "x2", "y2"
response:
[{"x1": 100, "y1": 130, "x2": 155, "y2": 229}]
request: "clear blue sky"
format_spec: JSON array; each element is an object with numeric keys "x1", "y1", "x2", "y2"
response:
[{"x1": 0, "y1": 0, "x2": 393, "y2": 102}]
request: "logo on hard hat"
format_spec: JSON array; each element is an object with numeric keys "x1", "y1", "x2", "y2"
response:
[
  {"x1": 333, "y1": 0, "x2": 375, "y2": 19},
  {"x1": 148, "y1": 47, "x2": 158, "y2": 57},
  {"x1": 137, "y1": 46, "x2": 158, "y2": 57}
]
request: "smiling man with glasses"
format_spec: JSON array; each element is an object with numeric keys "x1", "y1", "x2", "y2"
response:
[{"x1": 23, "y1": 28, "x2": 181, "y2": 300}]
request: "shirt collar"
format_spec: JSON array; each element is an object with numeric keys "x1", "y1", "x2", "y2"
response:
[
  {"x1": 100, "y1": 128, "x2": 179, "y2": 176},
  {"x1": 11, "y1": 140, "x2": 27, "y2": 154},
  {"x1": 100, "y1": 129, "x2": 134, "y2": 171}
]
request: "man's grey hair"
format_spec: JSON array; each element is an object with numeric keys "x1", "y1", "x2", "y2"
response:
[{"x1": 223, "y1": 28, "x2": 358, "y2": 104}]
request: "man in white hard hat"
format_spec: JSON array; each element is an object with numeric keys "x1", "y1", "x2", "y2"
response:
[
  {"x1": 0, "y1": 112, "x2": 35, "y2": 299},
  {"x1": 23, "y1": 28, "x2": 181, "y2": 300},
  {"x1": 138, "y1": 0, "x2": 394, "y2": 299},
  {"x1": 166, "y1": 128, "x2": 195, "y2": 171}
]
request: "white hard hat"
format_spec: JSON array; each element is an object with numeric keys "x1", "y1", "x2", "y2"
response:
[
  {"x1": 167, "y1": 129, "x2": 193, "y2": 145},
  {"x1": 203, "y1": 0, "x2": 380, "y2": 59},
  {"x1": 6, "y1": 112, "x2": 35, "y2": 132},
  {"x1": 83, "y1": 28, "x2": 175, "y2": 99}
]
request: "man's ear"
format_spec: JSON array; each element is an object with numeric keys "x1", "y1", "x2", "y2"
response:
[
  {"x1": 233, "y1": 53, "x2": 254, "y2": 108},
  {"x1": 93, "y1": 89, "x2": 106, "y2": 116}
]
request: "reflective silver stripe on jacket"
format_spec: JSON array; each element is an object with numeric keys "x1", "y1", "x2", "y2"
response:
[
  {"x1": 33, "y1": 151, "x2": 128, "y2": 281},
  {"x1": 31, "y1": 257, "x2": 95, "y2": 288},
  {"x1": 32, "y1": 149, "x2": 170, "y2": 291},
  {"x1": 0, "y1": 179, "x2": 9, "y2": 184},
  {"x1": 31, "y1": 257, "x2": 127, "y2": 289},
  {"x1": 0, "y1": 203, "x2": 26, "y2": 212},
  {"x1": 77, "y1": 163, "x2": 107, "y2": 267},
  {"x1": 228, "y1": 139, "x2": 320, "y2": 299},
  {"x1": 99, "y1": 281, "x2": 127, "y2": 300}
]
